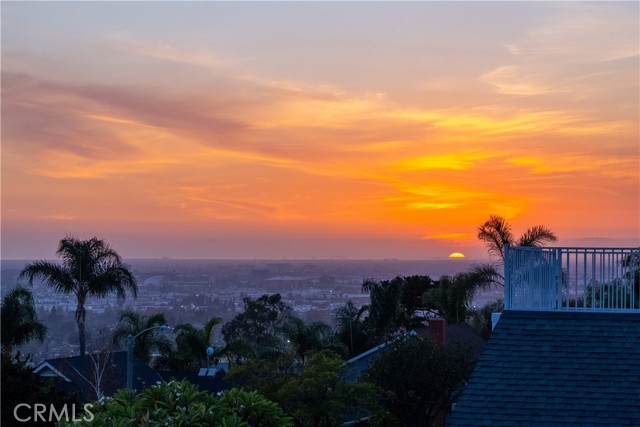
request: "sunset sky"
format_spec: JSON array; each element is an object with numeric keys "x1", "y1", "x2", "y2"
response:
[{"x1": 2, "y1": 2, "x2": 639, "y2": 260}]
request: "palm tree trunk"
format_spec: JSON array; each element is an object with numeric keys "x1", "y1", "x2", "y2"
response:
[
  {"x1": 76, "y1": 299, "x2": 87, "y2": 356},
  {"x1": 78, "y1": 319, "x2": 86, "y2": 356}
]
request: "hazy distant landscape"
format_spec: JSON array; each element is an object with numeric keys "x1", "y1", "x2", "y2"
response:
[{"x1": 1, "y1": 257, "x2": 501, "y2": 360}]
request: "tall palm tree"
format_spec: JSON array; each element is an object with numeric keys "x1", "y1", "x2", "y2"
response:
[
  {"x1": 477, "y1": 215, "x2": 557, "y2": 261},
  {"x1": 476, "y1": 215, "x2": 557, "y2": 287},
  {"x1": 1, "y1": 287, "x2": 47, "y2": 355},
  {"x1": 112, "y1": 310, "x2": 173, "y2": 365},
  {"x1": 18, "y1": 236, "x2": 137, "y2": 356}
]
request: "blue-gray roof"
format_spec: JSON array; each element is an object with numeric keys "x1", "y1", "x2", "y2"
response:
[{"x1": 448, "y1": 310, "x2": 640, "y2": 427}]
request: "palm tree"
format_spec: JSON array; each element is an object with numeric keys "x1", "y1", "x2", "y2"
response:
[
  {"x1": 170, "y1": 316, "x2": 223, "y2": 369},
  {"x1": 476, "y1": 215, "x2": 557, "y2": 287},
  {"x1": 422, "y1": 271, "x2": 494, "y2": 324},
  {"x1": 334, "y1": 301, "x2": 372, "y2": 358},
  {"x1": 477, "y1": 215, "x2": 557, "y2": 262},
  {"x1": 112, "y1": 310, "x2": 173, "y2": 365},
  {"x1": 1, "y1": 287, "x2": 47, "y2": 355},
  {"x1": 18, "y1": 236, "x2": 137, "y2": 356},
  {"x1": 361, "y1": 278, "x2": 406, "y2": 339},
  {"x1": 283, "y1": 317, "x2": 334, "y2": 366}
]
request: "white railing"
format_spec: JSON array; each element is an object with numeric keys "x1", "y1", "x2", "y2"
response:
[{"x1": 504, "y1": 246, "x2": 640, "y2": 312}]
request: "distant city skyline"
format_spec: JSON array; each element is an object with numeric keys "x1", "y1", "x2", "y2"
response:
[{"x1": 2, "y1": 2, "x2": 638, "y2": 260}]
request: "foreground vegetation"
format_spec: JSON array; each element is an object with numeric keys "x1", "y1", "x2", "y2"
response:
[{"x1": 3, "y1": 215, "x2": 565, "y2": 426}]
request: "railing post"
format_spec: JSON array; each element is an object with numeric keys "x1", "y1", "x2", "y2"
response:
[
  {"x1": 504, "y1": 244, "x2": 511, "y2": 310},
  {"x1": 555, "y1": 248, "x2": 562, "y2": 309}
]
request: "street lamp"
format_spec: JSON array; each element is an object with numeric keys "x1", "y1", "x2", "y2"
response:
[
  {"x1": 126, "y1": 324, "x2": 172, "y2": 391},
  {"x1": 206, "y1": 346, "x2": 214, "y2": 369}
]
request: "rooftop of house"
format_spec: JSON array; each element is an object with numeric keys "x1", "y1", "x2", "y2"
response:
[
  {"x1": 34, "y1": 351, "x2": 162, "y2": 403},
  {"x1": 447, "y1": 310, "x2": 640, "y2": 427},
  {"x1": 342, "y1": 321, "x2": 486, "y2": 383}
]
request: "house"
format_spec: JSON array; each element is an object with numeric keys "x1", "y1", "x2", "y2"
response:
[
  {"x1": 34, "y1": 351, "x2": 162, "y2": 403},
  {"x1": 158, "y1": 368, "x2": 231, "y2": 395},
  {"x1": 448, "y1": 246, "x2": 640, "y2": 426},
  {"x1": 341, "y1": 329, "x2": 419, "y2": 383},
  {"x1": 342, "y1": 320, "x2": 486, "y2": 384}
]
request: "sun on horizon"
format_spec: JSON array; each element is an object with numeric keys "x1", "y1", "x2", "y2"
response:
[{"x1": 448, "y1": 252, "x2": 466, "y2": 259}]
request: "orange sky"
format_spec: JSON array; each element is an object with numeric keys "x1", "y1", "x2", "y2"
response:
[{"x1": 2, "y1": 2, "x2": 639, "y2": 259}]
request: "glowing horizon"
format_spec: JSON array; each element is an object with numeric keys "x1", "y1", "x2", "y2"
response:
[{"x1": 2, "y1": 2, "x2": 639, "y2": 260}]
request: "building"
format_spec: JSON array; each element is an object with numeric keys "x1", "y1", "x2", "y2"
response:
[
  {"x1": 448, "y1": 246, "x2": 640, "y2": 426},
  {"x1": 34, "y1": 351, "x2": 162, "y2": 403}
]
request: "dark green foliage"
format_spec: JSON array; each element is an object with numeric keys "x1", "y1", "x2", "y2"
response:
[
  {"x1": 622, "y1": 252, "x2": 640, "y2": 309},
  {"x1": 57, "y1": 380, "x2": 293, "y2": 427},
  {"x1": 222, "y1": 294, "x2": 292, "y2": 361},
  {"x1": 361, "y1": 276, "x2": 435, "y2": 340},
  {"x1": 423, "y1": 271, "x2": 495, "y2": 324},
  {"x1": 112, "y1": 310, "x2": 173, "y2": 365},
  {"x1": 227, "y1": 352, "x2": 297, "y2": 399},
  {"x1": 1, "y1": 286, "x2": 47, "y2": 355},
  {"x1": 275, "y1": 350, "x2": 377, "y2": 427},
  {"x1": 364, "y1": 335, "x2": 474, "y2": 427},
  {"x1": 469, "y1": 299, "x2": 504, "y2": 339},
  {"x1": 157, "y1": 316, "x2": 222, "y2": 370},
  {"x1": 283, "y1": 317, "x2": 337, "y2": 365},
  {"x1": 229, "y1": 350, "x2": 376, "y2": 427},
  {"x1": 334, "y1": 301, "x2": 371, "y2": 358},
  {"x1": 19, "y1": 236, "x2": 137, "y2": 356},
  {"x1": 1, "y1": 353, "x2": 76, "y2": 427}
]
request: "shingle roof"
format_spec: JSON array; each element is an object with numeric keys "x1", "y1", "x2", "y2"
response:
[
  {"x1": 448, "y1": 310, "x2": 640, "y2": 427},
  {"x1": 35, "y1": 351, "x2": 162, "y2": 402}
]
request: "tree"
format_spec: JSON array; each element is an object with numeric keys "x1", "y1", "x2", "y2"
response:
[
  {"x1": 423, "y1": 270, "x2": 496, "y2": 324},
  {"x1": 160, "y1": 316, "x2": 222, "y2": 370},
  {"x1": 275, "y1": 350, "x2": 377, "y2": 427},
  {"x1": 477, "y1": 215, "x2": 557, "y2": 262},
  {"x1": 334, "y1": 301, "x2": 372, "y2": 358},
  {"x1": 112, "y1": 310, "x2": 173, "y2": 365},
  {"x1": 361, "y1": 276, "x2": 435, "y2": 340},
  {"x1": 67, "y1": 327, "x2": 118, "y2": 401},
  {"x1": 58, "y1": 380, "x2": 293, "y2": 427},
  {"x1": 469, "y1": 299, "x2": 504, "y2": 339},
  {"x1": 365, "y1": 335, "x2": 474, "y2": 427},
  {"x1": 1, "y1": 353, "x2": 76, "y2": 427},
  {"x1": 475, "y1": 215, "x2": 557, "y2": 289},
  {"x1": 19, "y1": 236, "x2": 137, "y2": 356},
  {"x1": 1, "y1": 286, "x2": 47, "y2": 355},
  {"x1": 283, "y1": 317, "x2": 335, "y2": 366},
  {"x1": 222, "y1": 294, "x2": 292, "y2": 361},
  {"x1": 227, "y1": 352, "x2": 297, "y2": 401}
]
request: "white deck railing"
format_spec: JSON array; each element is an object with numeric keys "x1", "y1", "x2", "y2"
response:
[{"x1": 504, "y1": 246, "x2": 640, "y2": 312}]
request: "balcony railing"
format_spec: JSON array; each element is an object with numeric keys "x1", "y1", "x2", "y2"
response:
[{"x1": 504, "y1": 246, "x2": 640, "y2": 312}]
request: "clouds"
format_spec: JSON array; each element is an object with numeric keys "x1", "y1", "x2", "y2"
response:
[
  {"x1": 2, "y1": 1, "x2": 638, "y2": 258},
  {"x1": 482, "y1": 3, "x2": 639, "y2": 99}
]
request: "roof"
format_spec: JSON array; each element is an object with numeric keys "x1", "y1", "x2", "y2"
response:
[
  {"x1": 158, "y1": 370, "x2": 231, "y2": 394},
  {"x1": 413, "y1": 322, "x2": 487, "y2": 362},
  {"x1": 34, "y1": 351, "x2": 163, "y2": 403},
  {"x1": 341, "y1": 330, "x2": 418, "y2": 383},
  {"x1": 448, "y1": 310, "x2": 640, "y2": 427}
]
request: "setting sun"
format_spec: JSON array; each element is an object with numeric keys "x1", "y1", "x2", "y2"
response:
[
  {"x1": 448, "y1": 253, "x2": 466, "y2": 259},
  {"x1": 1, "y1": 2, "x2": 638, "y2": 259}
]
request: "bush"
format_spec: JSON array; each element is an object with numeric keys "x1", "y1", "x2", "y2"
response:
[{"x1": 58, "y1": 380, "x2": 292, "y2": 427}]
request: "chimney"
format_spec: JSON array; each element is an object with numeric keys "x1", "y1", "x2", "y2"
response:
[{"x1": 428, "y1": 318, "x2": 447, "y2": 344}]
